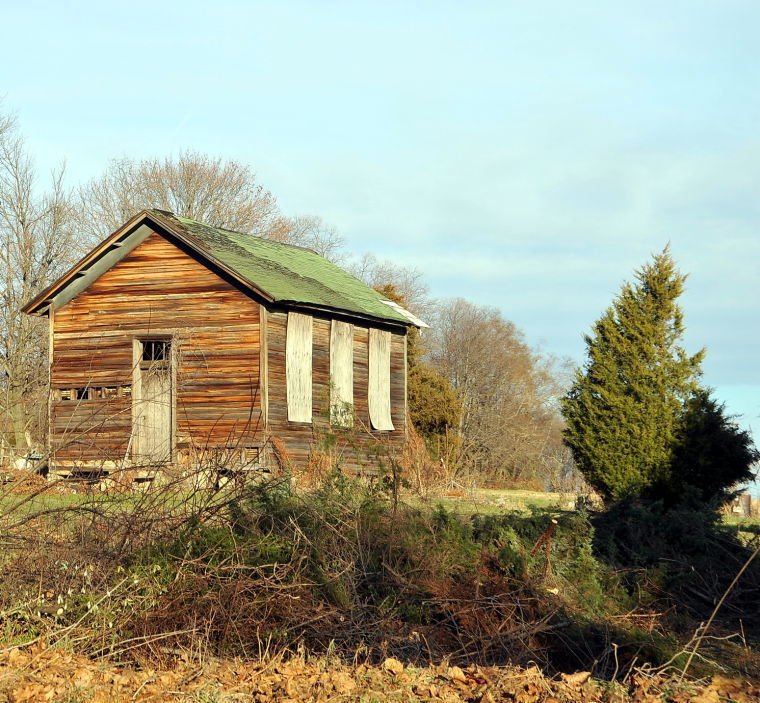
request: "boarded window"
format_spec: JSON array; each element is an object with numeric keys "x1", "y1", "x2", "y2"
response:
[
  {"x1": 286, "y1": 312, "x2": 313, "y2": 423},
  {"x1": 330, "y1": 320, "x2": 354, "y2": 426},
  {"x1": 368, "y1": 328, "x2": 394, "y2": 431}
]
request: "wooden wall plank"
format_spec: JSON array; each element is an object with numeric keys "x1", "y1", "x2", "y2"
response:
[{"x1": 52, "y1": 231, "x2": 262, "y2": 463}]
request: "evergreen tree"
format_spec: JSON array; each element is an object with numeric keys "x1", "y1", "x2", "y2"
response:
[
  {"x1": 665, "y1": 389, "x2": 758, "y2": 505},
  {"x1": 561, "y1": 249, "x2": 704, "y2": 502},
  {"x1": 407, "y1": 361, "x2": 462, "y2": 444}
]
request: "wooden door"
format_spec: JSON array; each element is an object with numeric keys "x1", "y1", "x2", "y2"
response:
[{"x1": 134, "y1": 340, "x2": 173, "y2": 463}]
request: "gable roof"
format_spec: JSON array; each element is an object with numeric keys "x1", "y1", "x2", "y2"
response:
[{"x1": 22, "y1": 209, "x2": 425, "y2": 328}]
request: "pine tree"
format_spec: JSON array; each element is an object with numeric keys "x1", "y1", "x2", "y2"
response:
[
  {"x1": 561, "y1": 249, "x2": 704, "y2": 503},
  {"x1": 666, "y1": 389, "x2": 758, "y2": 505}
]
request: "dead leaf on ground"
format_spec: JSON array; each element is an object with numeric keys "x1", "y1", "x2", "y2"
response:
[
  {"x1": 331, "y1": 671, "x2": 356, "y2": 694},
  {"x1": 447, "y1": 665, "x2": 468, "y2": 683},
  {"x1": 561, "y1": 671, "x2": 592, "y2": 687},
  {"x1": 383, "y1": 657, "x2": 404, "y2": 675},
  {"x1": 690, "y1": 688, "x2": 721, "y2": 703}
]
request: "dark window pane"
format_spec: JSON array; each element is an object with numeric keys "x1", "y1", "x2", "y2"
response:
[{"x1": 142, "y1": 340, "x2": 170, "y2": 362}]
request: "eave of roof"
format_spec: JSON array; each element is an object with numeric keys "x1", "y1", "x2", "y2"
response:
[{"x1": 21, "y1": 210, "x2": 153, "y2": 315}]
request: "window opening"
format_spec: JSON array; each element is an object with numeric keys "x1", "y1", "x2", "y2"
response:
[
  {"x1": 58, "y1": 385, "x2": 131, "y2": 401},
  {"x1": 142, "y1": 340, "x2": 170, "y2": 363}
]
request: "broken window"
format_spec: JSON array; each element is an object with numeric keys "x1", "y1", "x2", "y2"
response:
[
  {"x1": 141, "y1": 339, "x2": 170, "y2": 364},
  {"x1": 58, "y1": 386, "x2": 122, "y2": 401},
  {"x1": 330, "y1": 320, "x2": 354, "y2": 426},
  {"x1": 286, "y1": 312, "x2": 313, "y2": 423},
  {"x1": 368, "y1": 328, "x2": 394, "y2": 431}
]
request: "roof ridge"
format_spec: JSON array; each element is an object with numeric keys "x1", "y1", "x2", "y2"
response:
[{"x1": 165, "y1": 212, "x2": 321, "y2": 256}]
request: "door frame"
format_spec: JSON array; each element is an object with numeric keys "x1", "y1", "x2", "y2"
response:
[{"x1": 131, "y1": 336, "x2": 176, "y2": 462}]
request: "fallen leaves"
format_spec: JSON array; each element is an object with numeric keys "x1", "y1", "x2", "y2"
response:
[
  {"x1": 383, "y1": 656, "x2": 405, "y2": 675},
  {"x1": 561, "y1": 670, "x2": 592, "y2": 687},
  {"x1": 0, "y1": 643, "x2": 757, "y2": 702},
  {"x1": 446, "y1": 665, "x2": 467, "y2": 683}
]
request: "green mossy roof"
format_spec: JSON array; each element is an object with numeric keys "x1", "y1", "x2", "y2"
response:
[{"x1": 153, "y1": 211, "x2": 411, "y2": 326}]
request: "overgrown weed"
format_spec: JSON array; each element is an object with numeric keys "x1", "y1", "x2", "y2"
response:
[{"x1": 0, "y1": 467, "x2": 758, "y2": 681}]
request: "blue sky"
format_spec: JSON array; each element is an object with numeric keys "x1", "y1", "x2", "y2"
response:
[{"x1": 3, "y1": 1, "x2": 759, "y2": 457}]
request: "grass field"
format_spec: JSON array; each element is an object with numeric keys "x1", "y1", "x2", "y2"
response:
[
  {"x1": 413, "y1": 487, "x2": 576, "y2": 515},
  {"x1": 415, "y1": 488, "x2": 760, "y2": 532},
  {"x1": 0, "y1": 491, "x2": 94, "y2": 514},
  {"x1": 3, "y1": 483, "x2": 760, "y2": 533},
  {"x1": 0, "y1": 485, "x2": 225, "y2": 521}
]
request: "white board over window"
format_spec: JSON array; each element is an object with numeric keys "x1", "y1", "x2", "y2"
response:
[
  {"x1": 286, "y1": 312, "x2": 313, "y2": 422},
  {"x1": 368, "y1": 328, "x2": 394, "y2": 431},
  {"x1": 330, "y1": 320, "x2": 354, "y2": 426}
]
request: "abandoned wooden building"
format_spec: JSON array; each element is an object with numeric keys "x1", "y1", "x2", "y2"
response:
[{"x1": 22, "y1": 209, "x2": 424, "y2": 481}]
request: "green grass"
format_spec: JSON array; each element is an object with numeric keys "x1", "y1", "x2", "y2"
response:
[
  {"x1": 0, "y1": 492, "x2": 95, "y2": 515},
  {"x1": 0, "y1": 486, "x2": 225, "y2": 521},
  {"x1": 3, "y1": 483, "x2": 758, "y2": 535},
  {"x1": 411, "y1": 488, "x2": 576, "y2": 516},
  {"x1": 414, "y1": 488, "x2": 760, "y2": 530},
  {"x1": 3, "y1": 484, "x2": 572, "y2": 526},
  {"x1": 721, "y1": 513, "x2": 760, "y2": 527},
  {"x1": 481, "y1": 488, "x2": 576, "y2": 508},
  {"x1": 720, "y1": 513, "x2": 760, "y2": 545}
]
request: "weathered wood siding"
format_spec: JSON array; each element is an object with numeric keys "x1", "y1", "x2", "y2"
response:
[
  {"x1": 267, "y1": 311, "x2": 407, "y2": 472},
  {"x1": 51, "y1": 230, "x2": 262, "y2": 464}
]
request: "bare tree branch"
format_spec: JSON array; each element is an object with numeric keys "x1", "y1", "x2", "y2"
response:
[
  {"x1": 428, "y1": 298, "x2": 575, "y2": 487},
  {"x1": 0, "y1": 112, "x2": 80, "y2": 452},
  {"x1": 78, "y1": 151, "x2": 281, "y2": 241}
]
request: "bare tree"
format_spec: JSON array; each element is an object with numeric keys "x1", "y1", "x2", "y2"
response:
[
  {"x1": 78, "y1": 151, "x2": 350, "y2": 266},
  {"x1": 430, "y1": 298, "x2": 571, "y2": 487},
  {"x1": 0, "y1": 112, "x2": 79, "y2": 452},
  {"x1": 268, "y1": 214, "x2": 346, "y2": 263},
  {"x1": 348, "y1": 252, "x2": 431, "y2": 318},
  {"x1": 78, "y1": 151, "x2": 281, "y2": 240}
]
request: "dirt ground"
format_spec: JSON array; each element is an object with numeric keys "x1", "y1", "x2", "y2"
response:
[{"x1": 0, "y1": 644, "x2": 758, "y2": 703}]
